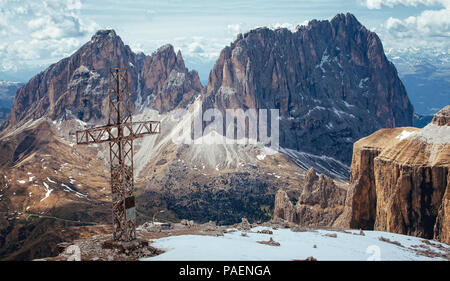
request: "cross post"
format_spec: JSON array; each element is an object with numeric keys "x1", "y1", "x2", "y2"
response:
[{"x1": 76, "y1": 67, "x2": 160, "y2": 242}]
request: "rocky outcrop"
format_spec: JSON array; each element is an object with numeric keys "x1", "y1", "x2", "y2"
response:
[
  {"x1": 203, "y1": 13, "x2": 413, "y2": 164},
  {"x1": 273, "y1": 189, "x2": 296, "y2": 222},
  {"x1": 274, "y1": 168, "x2": 347, "y2": 227},
  {"x1": 432, "y1": 106, "x2": 450, "y2": 126},
  {"x1": 341, "y1": 105, "x2": 450, "y2": 243},
  {"x1": 0, "y1": 30, "x2": 202, "y2": 133},
  {"x1": 142, "y1": 45, "x2": 202, "y2": 113}
]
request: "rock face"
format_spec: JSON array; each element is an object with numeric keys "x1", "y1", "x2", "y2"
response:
[
  {"x1": 203, "y1": 13, "x2": 413, "y2": 164},
  {"x1": 341, "y1": 105, "x2": 450, "y2": 243},
  {"x1": 143, "y1": 46, "x2": 202, "y2": 113},
  {"x1": 273, "y1": 189, "x2": 296, "y2": 222},
  {"x1": 274, "y1": 168, "x2": 347, "y2": 227},
  {"x1": 0, "y1": 30, "x2": 202, "y2": 132},
  {"x1": 434, "y1": 172, "x2": 450, "y2": 243}
]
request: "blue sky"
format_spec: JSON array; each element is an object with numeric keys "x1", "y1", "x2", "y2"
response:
[{"x1": 0, "y1": 0, "x2": 449, "y2": 83}]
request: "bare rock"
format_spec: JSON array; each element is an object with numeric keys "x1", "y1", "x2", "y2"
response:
[
  {"x1": 273, "y1": 169, "x2": 347, "y2": 228},
  {"x1": 273, "y1": 189, "x2": 296, "y2": 222},
  {"x1": 203, "y1": 221, "x2": 218, "y2": 231},
  {"x1": 431, "y1": 105, "x2": 450, "y2": 126},
  {"x1": 257, "y1": 237, "x2": 280, "y2": 247},
  {"x1": 237, "y1": 218, "x2": 252, "y2": 231},
  {"x1": 339, "y1": 106, "x2": 450, "y2": 243},
  {"x1": 203, "y1": 13, "x2": 413, "y2": 166}
]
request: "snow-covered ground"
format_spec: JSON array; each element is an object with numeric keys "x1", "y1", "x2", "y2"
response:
[{"x1": 142, "y1": 226, "x2": 449, "y2": 261}]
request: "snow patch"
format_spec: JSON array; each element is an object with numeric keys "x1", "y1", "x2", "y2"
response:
[
  {"x1": 316, "y1": 50, "x2": 330, "y2": 73},
  {"x1": 305, "y1": 106, "x2": 326, "y2": 117},
  {"x1": 47, "y1": 177, "x2": 56, "y2": 184},
  {"x1": 396, "y1": 130, "x2": 415, "y2": 141},
  {"x1": 256, "y1": 154, "x2": 266, "y2": 161},
  {"x1": 280, "y1": 147, "x2": 350, "y2": 180},
  {"x1": 41, "y1": 182, "x2": 53, "y2": 202},
  {"x1": 332, "y1": 107, "x2": 355, "y2": 119},
  {"x1": 142, "y1": 227, "x2": 448, "y2": 261},
  {"x1": 413, "y1": 123, "x2": 450, "y2": 145},
  {"x1": 359, "y1": 77, "x2": 370, "y2": 89},
  {"x1": 61, "y1": 183, "x2": 87, "y2": 198}
]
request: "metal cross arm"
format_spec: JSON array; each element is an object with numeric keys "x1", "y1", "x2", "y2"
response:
[{"x1": 76, "y1": 121, "x2": 161, "y2": 145}]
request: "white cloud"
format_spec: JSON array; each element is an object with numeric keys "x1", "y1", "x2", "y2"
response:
[
  {"x1": 227, "y1": 24, "x2": 242, "y2": 36},
  {"x1": 385, "y1": 8, "x2": 450, "y2": 38},
  {"x1": 363, "y1": 0, "x2": 450, "y2": 51},
  {"x1": 174, "y1": 36, "x2": 224, "y2": 61},
  {"x1": 363, "y1": 0, "x2": 447, "y2": 9},
  {"x1": 0, "y1": 0, "x2": 98, "y2": 72},
  {"x1": 271, "y1": 22, "x2": 296, "y2": 31}
]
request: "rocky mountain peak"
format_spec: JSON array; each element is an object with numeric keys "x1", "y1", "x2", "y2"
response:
[
  {"x1": 90, "y1": 29, "x2": 118, "y2": 42},
  {"x1": 0, "y1": 30, "x2": 202, "y2": 133},
  {"x1": 306, "y1": 168, "x2": 317, "y2": 182},
  {"x1": 432, "y1": 105, "x2": 450, "y2": 126},
  {"x1": 176, "y1": 50, "x2": 186, "y2": 69},
  {"x1": 141, "y1": 43, "x2": 202, "y2": 113},
  {"x1": 204, "y1": 13, "x2": 413, "y2": 165},
  {"x1": 331, "y1": 13, "x2": 361, "y2": 27}
]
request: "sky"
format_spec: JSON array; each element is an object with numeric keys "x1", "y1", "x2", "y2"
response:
[{"x1": 0, "y1": 0, "x2": 449, "y2": 83}]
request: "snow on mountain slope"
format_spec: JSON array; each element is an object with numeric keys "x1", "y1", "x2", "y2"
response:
[
  {"x1": 132, "y1": 97, "x2": 349, "y2": 180},
  {"x1": 280, "y1": 148, "x2": 350, "y2": 180},
  {"x1": 142, "y1": 226, "x2": 449, "y2": 261}
]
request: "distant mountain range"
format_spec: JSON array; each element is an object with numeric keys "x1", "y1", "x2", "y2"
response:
[
  {"x1": 387, "y1": 48, "x2": 450, "y2": 116},
  {"x1": 0, "y1": 81, "x2": 23, "y2": 122}
]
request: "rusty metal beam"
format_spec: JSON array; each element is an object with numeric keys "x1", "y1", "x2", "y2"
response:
[
  {"x1": 75, "y1": 121, "x2": 160, "y2": 145},
  {"x1": 75, "y1": 67, "x2": 160, "y2": 242}
]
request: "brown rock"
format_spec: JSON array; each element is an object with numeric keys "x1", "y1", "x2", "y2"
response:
[
  {"x1": 433, "y1": 171, "x2": 450, "y2": 243},
  {"x1": 273, "y1": 169, "x2": 347, "y2": 227},
  {"x1": 237, "y1": 218, "x2": 251, "y2": 231},
  {"x1": 273, "y1": 189, "x2": 296, "y2": 222},
  {"x1": 257, "y1": 237, "x2": 280, "y2": 247},
  {"x1": 431, "y1": 105, "x2": 450, "y2": 126},
  {"x1": 340, "y1": 106, "x2": 450, "y2": 243},
  {"x1": 257, "y1": 229, "x2": 273, "y2": 235}
]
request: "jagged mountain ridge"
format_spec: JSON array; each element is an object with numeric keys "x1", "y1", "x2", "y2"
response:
[
  {"x1": 203, "y1": 13, "x2": 413, "y2": 164},
  {"x1": 0, "y1": 30, "x2": 202, "y2": 132}
]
